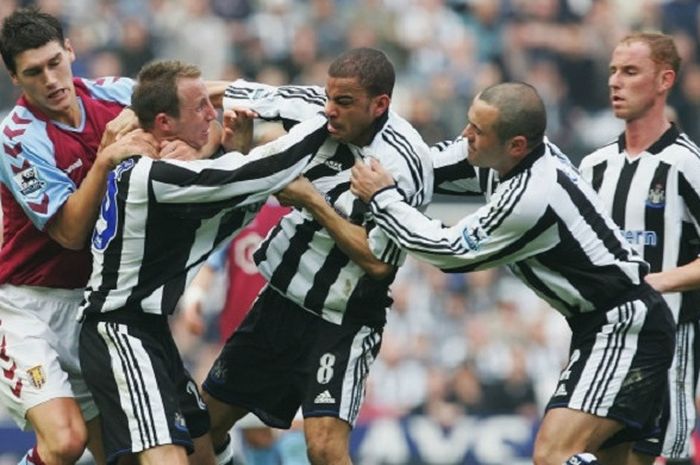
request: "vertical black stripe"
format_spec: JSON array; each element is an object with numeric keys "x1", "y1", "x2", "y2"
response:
[
  {"x1": 129, "y1": 181, "x2": 200, "y2": 314},
  {"x1": 106, "y1": 323, "x2": 154, "y2": 446},
  {"x1": 679, "y1": 172, "x2": 700, "y2": 225},
  {"x1": 590, "y1": 161, "x2": 607, "y2": 193},
  {"x1": 304, "y1": 245, "x2": 350, "y2": 313},
  {"x1": 263, "y1": 219, "x2": 322, "y2": 292},
  {"x1": 116, "y1": 327, "x2": 159, "y2": 444},
  {"x1": 478, "y1": 167, "x2": 490, "y2": 194},
  {"x1": 611, "y1": 160, "x2": 639, "y2": 227},
  {"x1": 559, "y1": 171, "x2": 631, "y2": 262},
  {"x1": 593, "y1": 304, "x2": 633, "y2": 411},
  {"x1": 644, "y1": 163, "x2": 670, "y2": 272}
]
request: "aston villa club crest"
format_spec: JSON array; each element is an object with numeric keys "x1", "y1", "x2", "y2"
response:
[
  {"x1": 27, "y1": 365, "x2": 46, "y2": 389},
  {"x1": 646, "y1": 183, "x2": 665, "y2": 209}
]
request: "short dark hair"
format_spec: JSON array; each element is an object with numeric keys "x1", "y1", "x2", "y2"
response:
[
  {"x1": 131, "y1": 60, "x2": 202, "y2": 130},
  {"x1": 478, "y1": 82, "x2": 546, "y2": 149},
  {"x1": 620, "y1": 31, "x2": 681, "y2": 76},
  {"x1": 0, "y1": 8, "x2": 65, "y2": 75},
  {"x1": 328, "y1": 47, "x2": 395, "y2": 98}
]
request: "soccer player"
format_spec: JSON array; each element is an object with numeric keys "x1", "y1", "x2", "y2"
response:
[
  {"x1": 77, "y1": 59, "x2": 330, "y2": 465},
  {"x1": 350, "y1": 82, "x2": 675, "y2": 465},
  {"x1": 580, "y1": 32, "x2": 700, "y2": 465},
  {"x1": 201, "y1": 47, "x2": 433, "y2": 465},
  {"x1": 0, "y1": 9, "x2": 155, "y2": 465}
]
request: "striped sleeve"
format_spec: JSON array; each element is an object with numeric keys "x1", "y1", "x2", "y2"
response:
[
  {"x1": 82, "y1": 76, "x2": 135, "y2": 106},
  {"x1": 368, "y1": 174, "x2": 552, "y2": 271},
  {"x1": 148, "y1": 114, "x2": 329, "y2": 217},
  {"x1": 223, "y1": 79, "x2": 325, "y2": 125},
  {"x1": 677, "y1": 134, "x2": 700, "y2": 230},
  {"x1": 0, "y1": 111, "x2": 75, "y2": 230},
  {"x1": 430, "y1": 138, "x2": 482, "y2": 195}
]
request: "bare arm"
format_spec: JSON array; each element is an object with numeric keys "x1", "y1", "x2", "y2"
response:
[
  {"x1": 46, "y1": 129, "x2": 158, "y2": 250},
  {"x1": 277, "y1": 176, "x2": 394, "y2": 279},
  {"x1": 645, "y1": 258, "x2": 700, "y2": 293},
  {"x1": 180, "y1": 263, "x2": 217, "y2": 336},
  {"x1": 206, "y1": 80, "x2": 232, "y2": 109}
]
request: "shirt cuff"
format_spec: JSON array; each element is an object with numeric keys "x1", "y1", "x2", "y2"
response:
[{"x1": 370, "y1": 186, "x2": 404, "y2": 210}]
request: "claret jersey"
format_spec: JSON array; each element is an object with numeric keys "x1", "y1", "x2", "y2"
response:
[{"x1": 0, "y1": 77, "x2": 133, "y2": 288}]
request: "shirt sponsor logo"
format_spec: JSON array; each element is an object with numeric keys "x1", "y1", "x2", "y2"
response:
[
  {"x1": 13, "y1": 166, "x2": 45, "y2": 196},
  {"x1": 622, "y1": 229, "x2": 657, "y2": 247}
]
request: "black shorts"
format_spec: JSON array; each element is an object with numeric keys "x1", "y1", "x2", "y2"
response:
[
  {"x1": 203, "y1": 285, "x2": 383, "y2": 429},
  {"x1": 634, "y1": 319, "x2": 700, "y2": 458},
  {"x1": 79, "y1": 311, "x2": 210, "y2": 465},
  {"x1": 546, "y1": 288, "x2": 675, "y2": 448}
]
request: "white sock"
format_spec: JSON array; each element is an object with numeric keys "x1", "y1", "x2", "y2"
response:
[{"x1": 215, "y1": 434, "x2": 234, "y2": 465}]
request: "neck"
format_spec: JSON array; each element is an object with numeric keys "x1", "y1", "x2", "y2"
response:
[
  {"x1": 50, "y1": 99, "x2": 81, "y2": 127},
  {"x1": 623, "y1": 108, "x2": 671, "y2": 157}
]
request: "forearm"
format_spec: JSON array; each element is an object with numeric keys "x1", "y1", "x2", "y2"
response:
[
  {"x1": 304, "y1": 194, "x2": 393, "y2": 279},
  {"x1": 646, "y1": 259, "x2": 700, "y2": 293},
  {"x1": 46, "y1": 157, "x2": 112, "y2": 250},
  {"x1": 206, "y1": 80, "x2": 231, "y2": 109}
]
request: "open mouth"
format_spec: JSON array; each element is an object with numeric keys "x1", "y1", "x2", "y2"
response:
[{"x1": 47, "y1": 88, "x2": 66, "y2": 101}]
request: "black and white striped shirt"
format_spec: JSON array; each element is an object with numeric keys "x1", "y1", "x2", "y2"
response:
[
  {"x1": 224, "y1": 80, "x2": 434, "y2": 326},
  {"x1": 80, "y1": 115, "x2": 329, "y2": 317},
  {"x1": 430, "y1": 136, "x2": 497, "y2": 197},
  {"x1": 368, "y1": 140, "x2": 650, "y2": 319},
  {"x1": 580, "y1": 124, "x2": 700, "y2": 323}
]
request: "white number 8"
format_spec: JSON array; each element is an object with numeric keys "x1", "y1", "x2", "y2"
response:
[{"x1": 316, "y1": 353, "x2": 336, "y2": 384}]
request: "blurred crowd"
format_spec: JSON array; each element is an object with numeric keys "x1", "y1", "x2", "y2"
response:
[
  {"x1": 1, "y1": 0, "x2": 700, "y2": 163},
  {"x1": 1, "y1": 0, "x2": 699, "y2": 449}
]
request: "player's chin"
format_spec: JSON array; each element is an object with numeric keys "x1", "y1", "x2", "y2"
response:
[{"x1": 328, "y1": 132, "x2": 348, "y2": 143}]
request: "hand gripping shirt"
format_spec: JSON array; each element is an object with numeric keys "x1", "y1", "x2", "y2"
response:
[{"x1": 223, "y1": 80, "x2": 434, "y2": 326}]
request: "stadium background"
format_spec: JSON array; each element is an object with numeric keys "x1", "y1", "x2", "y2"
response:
[{"x1": 1, "y1": 0, "x2": 700, "y2": 464}]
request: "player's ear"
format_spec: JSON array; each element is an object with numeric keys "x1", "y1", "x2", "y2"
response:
[
  {"x1": 154, "y1": 112, "x2": 173, "y2": 132},
  {"x1": 509, "y1": 135, "x2": 529, "y2": 157},
  {"x1": 371, "y1": 94, "x2": 390, "y2": 118},
  {"x1": 659, "y1": 68, "x2": 675, "y2": 92}
]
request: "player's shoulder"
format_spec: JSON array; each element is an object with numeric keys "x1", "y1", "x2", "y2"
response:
[
  {"x1": 0, "y1": 105, "x2": 52, "y2": 160},
  {"x1": 372, "y1": 110, "x2": 430, "y2": 157},
  {"x1": 76, "y1": 76, "x2": 135, "y2": 104},
  {"x1": 580, "y1": 138, "x2": 619, "y2": 168},
  {"x1": 665, "y1": 130, "x2": 700, "y2": 159}
]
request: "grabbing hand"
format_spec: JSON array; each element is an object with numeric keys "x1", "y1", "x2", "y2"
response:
[
  {"x1": 276, "y1": 176, "x2": 319, "y2": 209},
  {"x1": 100, "y1": 107, "x2": 139, "y2": 149},
  {"x1": 159, "y1": 139, "x2": 200, "y2": 160},
  {"x1": 350, "y1": 158, "x2": 395, "y2": 203},
  {"x1": 222, "y1": 108, "x2": 257, "y2": 154},
  {"x1": 98, "y1": 128, "x2": 158, "y2": 169}
]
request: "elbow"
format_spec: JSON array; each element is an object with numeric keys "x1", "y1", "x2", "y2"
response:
[
  {"x1": 364, "y1": 262, "x2": 394, "y2": 280},
  {"x1": 48, "y1": 228, "x2": 87, "y2": 250},
  {"x1": 55, "y1": 235, "x2": 87, "y2": 251}
]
